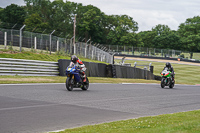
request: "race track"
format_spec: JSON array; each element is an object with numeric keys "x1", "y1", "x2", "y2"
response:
[{"x1": 0, "y1": 83, "x2": 200, "y2": 133}]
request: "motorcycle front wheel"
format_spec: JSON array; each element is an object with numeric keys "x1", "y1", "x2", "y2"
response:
[
  {"x1": 161, "y1": 78, "x2": 165, "y2": 88},
  {"x1": 66, "y1": 77, "x2": 73, "y2": 91}
]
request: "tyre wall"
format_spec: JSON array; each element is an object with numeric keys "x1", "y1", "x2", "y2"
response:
[{"x1": 58, "y1": 59, "x2": 155, "y2": 80}]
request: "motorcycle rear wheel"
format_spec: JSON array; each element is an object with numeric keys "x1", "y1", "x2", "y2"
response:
[{"x1": 66, "y1": 77, "x2": 73, "y2": 91}]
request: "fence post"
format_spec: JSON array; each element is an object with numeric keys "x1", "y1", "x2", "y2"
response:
[
  {"x1": 70, "y1": 36, "x2": 74, "y2": 55},
  {"x1": 4, "y1": 32, "x2": 7, "y2": 49},
  {"x1": 50, "y1": 30, "x2": 55, "y2": 55},
  {"x1": 92, "y1": 49, "x2": 94, "y2": 59},
  {"x1": 19, "y1": 25, "x2": 26, "y2": 52},
  {"x1": 57, "y1": 40, "x2": 59, "y2": 52},
  {"x1": 85, "y1": 44, "x2": 87, "y2": 58},
  {"x1": 34, "y1": 37, "x2": 37, "y2": 49}
]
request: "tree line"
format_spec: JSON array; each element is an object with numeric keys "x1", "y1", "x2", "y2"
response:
[{"x1": 0, "y1": 0, "x2": 200, "y2": 53}]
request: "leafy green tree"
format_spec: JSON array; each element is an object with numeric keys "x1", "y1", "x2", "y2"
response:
[
  {"x1": 178, "y1": 16, "x2": 200, "y2": 54},
  {"x1": 106, "y1": 15, "x2": 138, "y2": 45},
  {"x1": 152, "y1": 30, "x2": 181, "y2": 49},
  {"x1": 152, "y1": 24, "x2": 171, "y2": 35},
  {"x1": 0, "y1": 4, "x2": 26, "y2": 25},
  {"x1": 76, "y1": 5, "x2": 104, "y2": 43},
  {"x1": 138, "y1": 30, "x2": 157, "y2": 48},
  {"x1": 24, "y1": 13, "x2": 49, "y2": 32}
]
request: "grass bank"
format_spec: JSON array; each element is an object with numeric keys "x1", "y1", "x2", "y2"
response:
[
  {"x1": 51, "y1": 109, "x2": 200, "y2": 133},
  {"x1": 115, "y1": 59, "x2": 200, "y2": 85},
  {"x1": 0, "y1": 48, "x2": 105, "y2": 63}
]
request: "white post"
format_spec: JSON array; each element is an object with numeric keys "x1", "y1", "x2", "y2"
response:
[
  {"x1": 34, "y1": 37, "x2": 37, "y2": 49},
  {"x1": 4, "y1": 32, "x2": 7, "y2": 49},
  {"x1": 92, "y1": 50, "x2": 94, "y2": 59},
  {"x1": 57, "y1": 40, "x2": 59, "y2": 52},
  {"x1": 85, "y1": 44, "x2": 87, "y2": 58}
]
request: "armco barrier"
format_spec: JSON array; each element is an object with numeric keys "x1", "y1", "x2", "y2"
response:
[
  {"x1": 58, "y1": 59, "x2": 155, "y2": 80},
  {"x1": 0, "y1": 58, "x2": 59, "y2": 76}
]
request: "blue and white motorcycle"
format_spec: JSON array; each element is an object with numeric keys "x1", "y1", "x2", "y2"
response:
[{"x1": 65, "y1": 65, "x2": 89, "y2": 91}]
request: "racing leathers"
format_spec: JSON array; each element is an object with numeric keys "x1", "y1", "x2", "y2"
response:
[
  {"x1": 69, "y1": 59, "x2": 87, "y2": 82},
  {"x1": 163, "y1": 65, "x2": 175, "y2": 82}
]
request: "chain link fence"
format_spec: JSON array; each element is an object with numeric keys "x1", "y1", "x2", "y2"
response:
[
  {"x1": 0, "y1": 28, "x2": 113, "y2": 64},
  {"x1": 1, "y1": 27, "x2": 199, "y2": 62},
  {"x1": 103, "y1": 45, "x2": 200, "y2": 60}
]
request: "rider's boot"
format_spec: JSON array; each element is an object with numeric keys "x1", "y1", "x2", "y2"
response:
[
  {"x1": 172, "y1": 76, "x2": 175, "y2": 83},
  {"x1": 82, "y1": 72, "x2": 86, "y2": 82}
]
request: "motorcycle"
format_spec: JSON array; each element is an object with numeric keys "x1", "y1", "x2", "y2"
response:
[
  {"x1": 65, "y1": 65, "x2": 89, "y2": 91},
  {"x1": 160, "y1": 68, "x2": 175, "y2": 88}
]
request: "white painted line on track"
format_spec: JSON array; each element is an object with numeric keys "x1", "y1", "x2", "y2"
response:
[
  {"x1": 121, "y1": 83, "x2": 200, "y2": 87},
  {"x1": 0, "y1": 83, "x2": 114, "y2": 86},
  {"x1": 0, "y1": 82, "x2": 199, "y2": 86},
  {"x1": 0, "y1": 104, "x2": 59, "y2": 111},
  {"x1": 0, "y1": 83, "x2": 64, "y2": 86}
]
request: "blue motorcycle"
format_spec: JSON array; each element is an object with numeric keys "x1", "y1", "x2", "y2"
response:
[{"x1": 65, "y1": 65, "x2": 89, "y2": 91}]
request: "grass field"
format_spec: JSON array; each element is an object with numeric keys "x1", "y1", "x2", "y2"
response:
[
  {"x1": 0, "y1": 76, "x2": 160, "y2": 84},
  {"x1": 51, "y1": 109, "x2": 200, "y2": 133},
  {"x1": 115, "y1": 59, "x2": 200, "y2": 85}
]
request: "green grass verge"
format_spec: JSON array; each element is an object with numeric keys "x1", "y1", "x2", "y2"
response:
[
  {"x1": 115, "y1": 59, "x2": 200, "y2": 85},
  {"x1": 51, "y1": 110, "x2": 200, "y2": 133},
  {"x1": 0, "y1": 76, "x2": 160, "y2": 84},
  {"x1": 0, "y1": 48, "x2": 106, "y2": 64},
  {"x1": 0, "y1": 49, "x2": 200, "y2": 85}
]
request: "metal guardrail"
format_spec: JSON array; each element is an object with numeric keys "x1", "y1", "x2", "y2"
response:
[{"x1": 0, "y1": 58, "x2": 59, "y2": 76}]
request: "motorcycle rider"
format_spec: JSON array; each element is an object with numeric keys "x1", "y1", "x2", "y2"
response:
[
  {"x1": 69, "y1": 55, "x2": 87, "y2": 82},
  {"x1": 163, "y1": 62, "x2": 175, "y2": 82}
]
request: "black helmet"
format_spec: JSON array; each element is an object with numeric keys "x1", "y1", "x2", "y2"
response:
[
  {"x1": 71, "y1": 55, "x2": 78, "y2": 63},
  {"x1": 166, "y1": 62, "x2": 171, "y2": 68}
]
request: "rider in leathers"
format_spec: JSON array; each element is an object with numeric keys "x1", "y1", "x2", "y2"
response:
[
  {"x1": 163, "y1": 62, "x2": 175, "y2": 82},
  {"x1": 69, "y1": 55, "x2": 87, "y2": 82}
]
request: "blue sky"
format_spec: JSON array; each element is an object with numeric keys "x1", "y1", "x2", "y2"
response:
[{"x1": 1, "y1": 0, "x2": 200, "y2": 32}]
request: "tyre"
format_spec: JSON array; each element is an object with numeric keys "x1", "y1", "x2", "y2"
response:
[
  {"x1": 161, "y1": 78, "x2": 165, "y2": 88},
  {"x1": 81, "y1": 77, "x2": 89, "y2": 91},
  {"x1": 66, "y1": 77, "x2": 73, "y2": 91},
  {"x1": 169, "y1": 80, "x2": 175, "y2": 88}
]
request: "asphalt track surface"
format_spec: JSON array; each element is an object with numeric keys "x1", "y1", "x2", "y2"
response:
[{"x1": 0, "y1": 83, "x2": 200, "y2": 133}]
